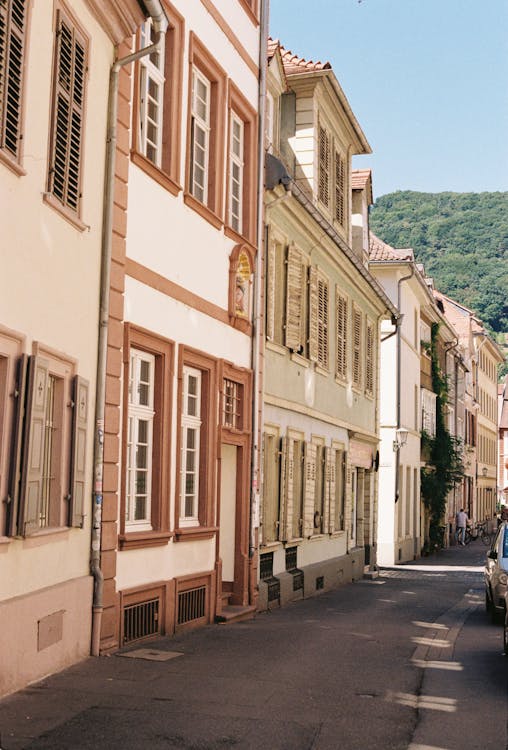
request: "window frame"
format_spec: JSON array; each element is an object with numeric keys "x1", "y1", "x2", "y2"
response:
[
  {"x1": 184, "y1": 33, "x2": 226, "y2": 229},
  {"x1": 132, "y1": 1, "x2": 185, "y2": 196},
  {"x1": 0, "y1": 0, "x2": 29, "y2": 174},
  {"x1": 226, "y1": 82, "x2": 257, "y2": 244},
  {"x1": 120, "y1": 325, "x2": 173, "y2": 549}
]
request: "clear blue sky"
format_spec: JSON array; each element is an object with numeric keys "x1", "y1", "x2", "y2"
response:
[{"x1": 269, "y1": 0, "x2": 508, "y2": 199}]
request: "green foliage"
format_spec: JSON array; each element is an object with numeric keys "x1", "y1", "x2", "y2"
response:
[
  {"x1": 370, "y1": 191, "x2": 508, "y2": 337},
  {"x1": 420, "y1": 324, "x2": 465, "y2": 544}
]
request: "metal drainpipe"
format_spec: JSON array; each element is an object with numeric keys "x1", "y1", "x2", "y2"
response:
[
  {"x1": 248, "y1": 0, "x2": 269, "y2": 577},
  {"x1": 90, "y1": 3, "x2": 167, "y2": 657},
  {"x1": 394, "y1": 266, "x2": 414, "y2": 505}
]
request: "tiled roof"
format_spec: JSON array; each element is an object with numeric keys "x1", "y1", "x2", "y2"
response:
[
  {"x1": 352, "y1": 169, "x2": 372, "y2": 190},
  {"x1": 267, "y1": 37, "x2": 279, "y2": 62},
  {"x1": 279, "y1": 44, "x2": 332, "y2": 75},
  {"x1": 369, "y1": 232, "x2": 413, "y2": 262}
]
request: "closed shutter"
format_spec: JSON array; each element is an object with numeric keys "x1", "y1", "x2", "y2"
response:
[
  {"x1": 49, "y1": 11, "x2": 87, "y2": 212},
  {"x1": 262, "y1": 432, "x2": 280, "y2": 543},
  {"x1": 266, "y1": 240, "x2": 275, "y2": 341},
  {"x1": 336, "y1": 290, "x2": 348, "y2": 379},
  {"x1": 19, "y1": 356, "x2": 50, "y2": 535},
  {"x1": 303, "y1": 442, "x2": 316, "y2": 537},
  {"x1": 353, "y1": 307, "x2": 362, "y2": 387},
  {"x1": 308, "y1": 266, "x2": 319, "y2": 362},
  {"x1": 334, "y1": 150, "x2": 345, "y2": 225},
  {"x1": 285, "y1": 244, "x2": 303, "y2": 352},
  {"x1": 317, "y1": 275, "x2": 329, "y2": 368},
  {"x1": 6, "y1": 354, "x2": 28, "y2": 535},
  {"x1": 69, "y1": 375, "x2": 88, "y2": 528},
  {"x1": 280, "y1": 436, "x2": 294, "y2": 542},
  {"x1": 365, "y1": 319, "x2": 374, "y2": 396},
  {"x1": 325, "y1": 446, "x2": 335, "y2": 534},
  {"x1": 0, "y1": 0, "x2": 26, "y2": 159},
  {"x1": 318, "y1": 124, "x2": 330, "y2": 207}
]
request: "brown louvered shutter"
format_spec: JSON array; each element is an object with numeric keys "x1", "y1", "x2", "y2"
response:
[
  {"x1": 69, "y1": 375, "x2": 88, "y2": 528},
  {"x1": 262, "y1": 432, "x2": 280, "y2": 544},
  {"x1": 19, "y1": 356, "x2": 50, "y2": 535},
  {"x1": 6, "y1": 354, "x2": 28, "y2": 535},
  {"x1": 285, "y1": 244, "x2": 303, "y2": 352},
  {"x1": 336, "y1": 290, "x2": 348, "y2": 380},
  {"x1": 308, "y1": 266, "x2": 319, "y2": 362},
  {"x1": 325, "y1": 446, "x2": 335, "y2": 534},
  {"x1": 0, "y1": 0, "x2": 26, "y2": 159},
  {"x1": 48, "y1": 11, "x2": 87, "y2": 212},
  {"x1": 365, "y1": 319, "x2": 374, "y2": 396},
  {"x1": 353, "y1": 306, "x2": 362, "y2": 387},
  {"x1": 317, "y1": 275, "x2": 329, "y2": 368},
  {"x1": 292, "y1": 440, "x2": 304, "y2": 539},
  {"x1": 266, "y1": 240, "x2": 276, "y2": 341},
  {"x1": 334, "y1": 150, "x2": 345, "y2": 225},
  {"x1": 303, "y1": 442, "x2": 316, "y2": 537},
  {"x1": 318, "y1": 124, "x2": 330, "y2": 207}
]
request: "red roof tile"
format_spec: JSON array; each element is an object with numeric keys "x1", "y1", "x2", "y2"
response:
[
  {"x1": 279, "y1": 44, "x2": 332, "y2": 76},
  {"x1": 369, "y1": 232, "x2": 413, "y2": 262},
  {"x1": 267, "y1": 37, "x2": 279, "y2": 62},
  {"x1": 352, "y1": 169, "x2": 372, "y2": 190}
]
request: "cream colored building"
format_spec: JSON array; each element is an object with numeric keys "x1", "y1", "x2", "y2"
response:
[
  {"x1": 0, "y1": 0, "x2": 144, "y2": 697},
  {"x1": 259, "y1": 42, "x2": 397, "y2": 607}
]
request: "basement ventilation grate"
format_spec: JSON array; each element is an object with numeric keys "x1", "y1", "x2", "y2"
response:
[
  {"x1": 178, "y1": 585, "x2": 206, "y2": 625},
  {"x1": 123, "y1": 597, "x2": 160, "y2": 644}
]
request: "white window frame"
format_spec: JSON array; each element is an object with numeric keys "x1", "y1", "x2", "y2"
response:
[
  {"x1": 138, "y1": 19, "x2": 165, "y2": 167},
  {"x1": 180, "y1": 366, "x2": 202, "y2": 526},
  {"x1": 229, "y1": 111, "x2": 244, "y2": 234},
  {"x1": 126, "y1": 349, "x2": 155, "y2": 531},
  {"x1": 190, "y1": 68, "x2": 211, "y2": 203},
  {"x1": 421, "y1": 388, "x2": 437, "y2": 437}
]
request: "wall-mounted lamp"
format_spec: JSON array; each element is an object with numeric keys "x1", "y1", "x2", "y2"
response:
[{"x1": 393, "y1": 428, "x2": 409, "y2": 452}]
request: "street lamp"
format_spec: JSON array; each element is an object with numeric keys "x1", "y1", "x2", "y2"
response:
[{"x1": 393, "y1": 428, "x2": 409, "y2": 452}]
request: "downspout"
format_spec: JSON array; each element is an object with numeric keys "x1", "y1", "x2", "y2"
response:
[
  {"x1": 90, "y1": 2, "x2": 167, "y2": 657},
  {"x1": 249, "y1": 0, "x2": 269, "y2": 585},
  {"x1": 394, "y1": 266, "x2": 414, "y2": 506}
]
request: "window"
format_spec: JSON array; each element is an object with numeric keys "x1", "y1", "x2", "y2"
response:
[
  {"x1": 126, "y1": 350, "x2": 155, "y2": 531},
  {"x1": 421, "y1": 388, "x2": 437, "y2": 437},
  {"x1": 262, "y1": 430, "x2": 280, "y2": 544},
  {"x1": 317, "y1": 120, "x2": 347, "y2": 226},
  {"x1": 229, "y1": 112, "x2": 243, "y2": 233},
  {"x1": 227, "y1": 83, "x2": 257, "y2": 242},
  {"x1": 47, "y1": 6, "x2": 88, "y2": 215},
  {"x1": 365, "y1": 318, "x2": 374, "y2": 396},
  {"x1": 15, "y1": 351, "x2": 88, "y2": 536},
  {"x1": 334, "y1": 149, "x2": 345, "y2": 225},
  {"x1": 176, "y1": 348, "x2": 217, "y2": 536},
  {"x1": 314, "y1": 445, "x2": 325, "y2": 534},
  {"x1": 266, "y1": 237, "x2": 286, "y2": 345},
  {"x1": 352, "y1": 306, "x2": 362, "y2": 388},
  {"x1": 420, "y1": 320, "x2": 431, "y2": 356},
  {"x1": 318, "y1": 123, "x2": 330, "y2": 208},
  {"x1": 133, "y1": 5, "x2": 184, "y2": 194},
  {"x1": 0, "y1": 0, "x2": 27, "y2": 166},
  {"x1": 311, "y1": 272, "x2": 329, "y2": 369},
  {"x1": 332, "y1": 448, "x2": 345, "y2": 532},
  {"x1": 291, "y1": 439, "x2": 305, "y2": 539},
  {"x1": 335, "y1": 290, "x2": 348, "y2": 380},
  {"x1": 222, "y1": 378, "x2": 243, "y2": 430},
  {"x1": 120, "y1": 326, "x2": 173, "y2": 548},
  {"x1": 285, "y1": 244, "x2": 308, "y2": 355},
  {"x1": 185, "y1": 34, "x2": 226, "y2": 226}
]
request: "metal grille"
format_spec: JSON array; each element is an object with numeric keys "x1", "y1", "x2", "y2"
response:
[
  {"x1": 123, "y1": 597, "x2": 159, "y2": 643},
  {"x1": 260, "y1": 552, "x2": 274, "y2": 580},
  {"x1": 285, "y1": 546, "x2": 297, "y2": 570},
  {"x1": 292, "y1": 570, "x2": 304, "y2": 592},
  {"x1": 266, "y1": 577, "x2": 280, "y2": 603},
  {"x1": 316, "y1": 576, "x2": 324, "y2": 590},
  {"x1": 178, "y1": 586, "x2": 206, "y2": 625},
  {"x1": 285, "y1": 547, "x2": 303, "y2": 592}
]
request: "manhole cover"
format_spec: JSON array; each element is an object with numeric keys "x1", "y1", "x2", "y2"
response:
[{"x1": 118, "y1": 649, "x2": 184, "y2": 662}]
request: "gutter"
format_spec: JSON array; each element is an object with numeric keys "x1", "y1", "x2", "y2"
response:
[
  {"x1": 248, "y1": 0, "x2": 269, "y2": 587},
  {"x1": 90, "y1": 1, "x2": 168, "y2": 658}
]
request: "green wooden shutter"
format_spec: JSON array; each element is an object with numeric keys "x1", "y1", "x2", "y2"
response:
[
  {"x1": 20, "y1": 356, "x2": 50, "y2": 535},
  {"x1": 0, "y1": 0, "x2": 26, "y2": 159},
  {"x1": 6, "y1": 354, "x2": 28, "y2": 535},
  {"x1": 69, "y1": 375, "x2": 88, "y2": 528},
  {"x1": 285, "y1": 244, "x2": 303, "y2": 352},
  {"x1": 303, "y1": 442, "x2": 316, "y2": 537}
]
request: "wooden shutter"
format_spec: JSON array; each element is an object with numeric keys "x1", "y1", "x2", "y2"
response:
[
  {"x1": 266, "y1": 240, "x2": 275, "y2": 341},
  {"x1": 336, "y1": 290, "x2": 348, "y2": 379},
  {"x1": 353, "y1": 306, "x2": 362, "y2": 387},
  {"x1": 318, "y1": 124, "x2": 330, "y2": 207},
  {"x1": 49, "y1": 11, "x2": 87, "y2": 211},
  {"x1": 325, "y1": 446, "x2": 335, "y2": 534},
  {"x1": 308, "y1": 266, "x2": 319, "y2": 362},
  {"x1": 365, "y1": 319, "x2": 374, "y2": 396},
  {"x1": 285, "y1": 244, "x2": 303, "y2": 352},
  {"x1": 303, "y1": 442, "x2": 316, "y2": 537},
  {"x1": 69, "y1": 375, "x2": 88, "y2": 528},
  {"x1": 19, "y1": 356, "x2": 50, "y2": 535},
  {"x1": 0, "y1": 0, "x2": 26, "y2": 159},
  {"x1": 279, "y1": 436, "x2": 294, "y2": 542},
  {"x1": 6, "y1": 354, "x2": 28, "y2": 535},
  {"x1": 334, "y1": 150, "x2": 345, "y2": 225},
  {"x1": 317, "y1": 275, "x2": 329, "y2": 368},
  {"x1": 262, "y1": 432, "x2": 280, "y2": 544}
]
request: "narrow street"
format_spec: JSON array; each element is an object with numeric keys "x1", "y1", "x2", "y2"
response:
[{"x1": 0, "y1": 542, "x2": 506, "y2": 750}]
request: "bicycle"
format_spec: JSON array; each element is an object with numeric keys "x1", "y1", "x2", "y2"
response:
[{"x1": 464, "y1": 521, "x2": 491, "y2": 546}]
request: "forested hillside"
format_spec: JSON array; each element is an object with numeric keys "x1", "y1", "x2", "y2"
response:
[{"x1": 369, "y1": 191, "x2": 508, "y2": 337}]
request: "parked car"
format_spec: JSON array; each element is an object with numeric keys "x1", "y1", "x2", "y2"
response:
[
  {"x1": 504, "y1": 592, "x2": 508, "y2": 655},
  {"x1": 484, "y1": 521, "x2": 508, "y2": 623}
]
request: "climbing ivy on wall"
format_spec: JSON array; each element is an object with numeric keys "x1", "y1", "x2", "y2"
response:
[{"x1": 420, "y1": 323, "x2": 465, "y2": 545}]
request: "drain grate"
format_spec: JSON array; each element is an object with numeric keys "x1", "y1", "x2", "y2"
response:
[
  {"x1": 123, "y1": 597, "x2": 160, "y2": 643},
  {"x1": 178, "y1": 585, "x2": 206, "y2": 624}
]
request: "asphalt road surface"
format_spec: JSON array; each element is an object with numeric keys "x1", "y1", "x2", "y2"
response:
[{"x1": 1, "y1": 542, "x2": 506, "y2": 749}]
